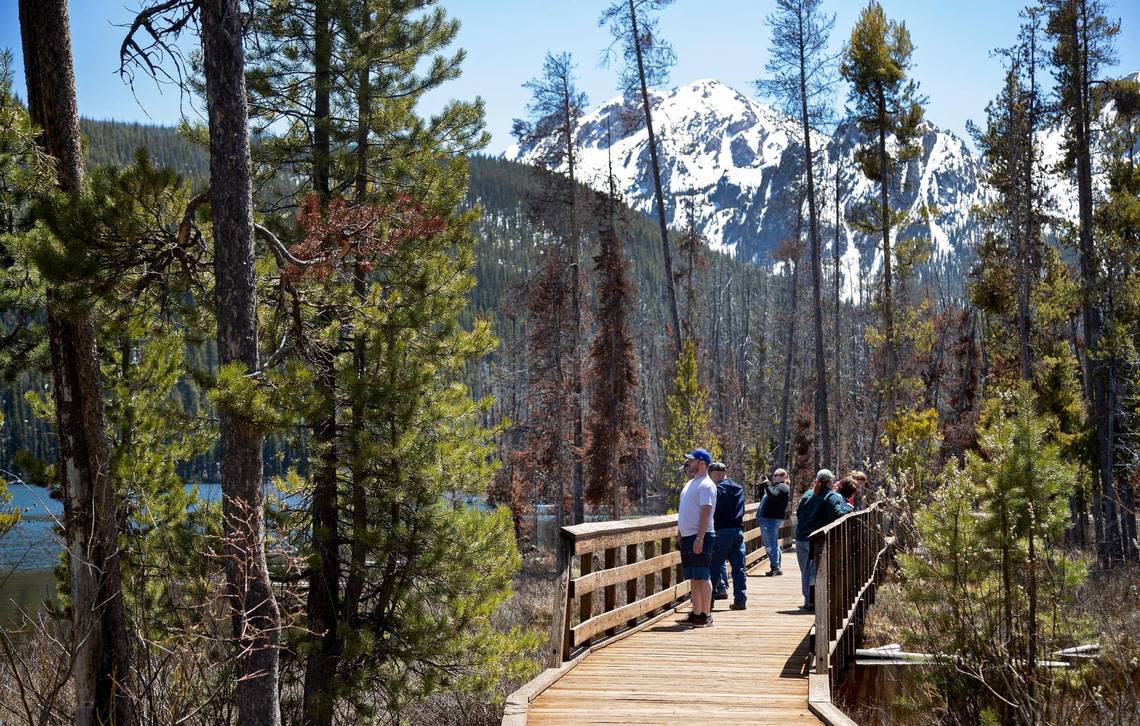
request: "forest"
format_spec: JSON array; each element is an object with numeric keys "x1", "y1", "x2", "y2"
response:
[{"x1": 0, "y1": 0, "x2": 1137, "y2": 724}]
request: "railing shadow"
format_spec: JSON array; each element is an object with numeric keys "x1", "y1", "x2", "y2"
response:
[{"x1": 780, "y1": 630, "x2": 814, "y2": 679}]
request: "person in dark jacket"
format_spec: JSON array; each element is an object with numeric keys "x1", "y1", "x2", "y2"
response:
[
  {"x1": 757, "y1": 468, "x2": 790, "y2": 575},
  {"x1": 794, "y1": 469, "x2": 853, "y2": 610},
  {"x1": 708, "y1": 462, "x2": 747, "y2": 610}
]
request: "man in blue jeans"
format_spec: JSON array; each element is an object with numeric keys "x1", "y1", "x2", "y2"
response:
[
  {"x1": 757, "y1": 468, "x2": 791, "y2": 576},
  {"x1": 708, "y1": 462, "x2": 747, "y2": 610}
]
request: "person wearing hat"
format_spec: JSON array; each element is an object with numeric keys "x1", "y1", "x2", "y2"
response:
[
  {"x1": 793, "y1": 469, "x2": 852, "y2": 611},
  {"x1": 708, "y1": 461, "x2": 747, "y2": 610},
  {"x1": 676, "y1": 448, "x2": 717, "y2": 627}
]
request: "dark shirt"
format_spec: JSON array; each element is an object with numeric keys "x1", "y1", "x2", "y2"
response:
[
  {"x1": 713, "y1": 478, "x2": 745, "y2": 530},
  {"x1": 758, "y1": 482, "x2": 790, "y2": 520},
  {"x1": 796, "y1": 488, "x2": 853, "y2": 540}
]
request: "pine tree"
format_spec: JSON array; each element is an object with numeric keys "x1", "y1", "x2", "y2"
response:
[
  {"x1": 237, "y1": 1, "x2": 537, "y2": 719},
  {"x1": 18, "y1": 1, "x2": 137, "y2": 720},
  {"x1": 900, "y1": 383, "x2": 1085, "y2": 721},
  {"x1": 1043, "y1": 0, "x2": 1135, "y2": 564},
  {"x1": 840, "y1": 0, "x2": 926, "y2": 458},
  {"x1": 757, "y1": 0, "x2": 837, "y2": 468},
  {"x1": 511, "y1": 52, "x2": 590, "y2": 525},
  {"x1": 661, "y1": 339, "x2": 718, "y2": 501},
  {"x1": 584, "y1": 178, "x2": 646, "y2": 519}
]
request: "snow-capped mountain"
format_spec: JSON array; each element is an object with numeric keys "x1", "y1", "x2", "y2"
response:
[{"x1": 505, "y1": 78, "x2": 991, "y2": 276}]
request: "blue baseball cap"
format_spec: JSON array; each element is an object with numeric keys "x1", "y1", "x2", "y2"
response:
[{"x1": 684, "y1": 448, "x2": 712, "y2": 464}]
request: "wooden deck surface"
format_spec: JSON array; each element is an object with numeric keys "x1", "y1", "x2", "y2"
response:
[{"x1": 526, "y1": 547, "x2": 820, "y2": 725}]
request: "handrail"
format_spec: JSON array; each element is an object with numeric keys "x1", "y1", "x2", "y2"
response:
[
  {"x1": 808, "y1": 501, "x2": 897, "y2": 690},
  {"x1": 546, "y1": 501, "x2": 795, "y2": 666}
]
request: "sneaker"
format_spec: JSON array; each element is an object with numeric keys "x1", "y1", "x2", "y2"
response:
[
  {"x1": 689, "y1": 613, "x2": 713, "y2": 627},
  {"x1": 676, "y1": 612, "x2": 697, "y2": 625},
  {"x1": 774, "y1": 569, "x2": 783, "y2": 576},
  {"x1": 803, "y1": 603, "x2": 815, "y2": 612},
  {"x1": 713, "y1": 590, "x2": 729, "y2": 600},
  {"x1": 730, "y1": 602, "x2": 746, "y2": 611},
  {"x1": 764, "y1": 569, "x2": 777, "y2": 577}
]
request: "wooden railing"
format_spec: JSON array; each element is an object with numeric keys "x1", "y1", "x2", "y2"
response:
[
  {"x1": 809, "y1": 501, "x2": 897, "y2": 689},
  {"x1": 547, "y1": 502, "x2": 795, "y2": 666}
]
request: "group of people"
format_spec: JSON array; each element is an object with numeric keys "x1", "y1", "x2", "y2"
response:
[{"x1": 675, "y1": 448, "x2": 867, "y2": 627}]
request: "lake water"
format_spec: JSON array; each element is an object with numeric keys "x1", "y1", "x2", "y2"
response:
[
  {"x1": 0, "y1": 484, "x2": 493, "y2": 628},
  {"x1": 0, "y1": 484, "x2": 63, "y2": 628},
  {"x1": 0, "y1": 482, "x2": 246, "y2": 628}
]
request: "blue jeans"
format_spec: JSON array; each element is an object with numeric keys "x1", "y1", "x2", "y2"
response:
[
  {"x1": 796, "y1": 539, "x2": 815, "y2": 606},
  {"x1": 758, "y1": 517, "x2": 783, "y2": 571},
  {"x1": 710, "y1": 527, "x2": 746, "y2": 604}
]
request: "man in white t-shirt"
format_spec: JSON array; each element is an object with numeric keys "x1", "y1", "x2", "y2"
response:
[{"x1": 676, "y1": 448, "x2": 717, "y2": 627}]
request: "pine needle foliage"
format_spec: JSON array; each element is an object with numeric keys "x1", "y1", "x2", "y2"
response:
[
  {"x1": 661, "y1": 339, "x2": 718, "y2": 501},
  {"x1": 900, "y1": 382, "x2": 1089, "y2": 722}
]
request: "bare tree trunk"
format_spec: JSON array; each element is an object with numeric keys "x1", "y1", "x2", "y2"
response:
[
  {"x1": 18, "y1": 2, "x2": 135, "y2": 722},
  {"x1": 833, "y1": 167, "x2": 843, "y2": 470},
  {"x1": 627, "y1": 0, "x2": 682, "y2": 357},
  {"x1": 566, "y1": 94, "x2": 585, "y2": 526},
  {"x1": 304, "y1": 3, "x2": 342, "y2": 723},
  {"x1": 877, "y1": 99, "x2": 897, "y2": 452},
  {"x1": 796, "y1": 9, "x2": 830, "y2": 469},
  {"x1": 201, "y1": 1, "x2": 283, "y2": 721},
  {"x1": 1067, "y1": 6, "x2": 1126, "y2": 564},
  {"x1": 775, "y1": 210, "x2": 804, "y2": 469}
]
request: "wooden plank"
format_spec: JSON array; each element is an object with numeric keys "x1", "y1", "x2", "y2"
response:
[
  {"x1": 642, "y1": 539, "x2": 657, "y2": 612},
  {"x1": 572, "y1": 581, "x2": 691, "y2": 646},
  {"x1": 807, "y1": 674, "x2": 857, "y2": 726},
  {"x1": 566, "y1": 503, "x2": 762, "y2": 554},
  {"x1": 571, "y1": 548, "x2": 679, "y2": 599}
]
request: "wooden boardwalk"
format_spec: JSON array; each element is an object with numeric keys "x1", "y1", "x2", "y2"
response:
[{"x1": 526, "y1": 549, "x2": 819, "y2": 725}]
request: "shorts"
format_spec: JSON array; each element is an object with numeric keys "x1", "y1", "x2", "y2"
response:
[{"x1": 679, "y1": 532, "x2": 715, "y2": 581}]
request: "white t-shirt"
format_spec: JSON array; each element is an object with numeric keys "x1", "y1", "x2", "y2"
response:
[{"x1": 678, "y1": 474, "x2": 717, "y2": 537}]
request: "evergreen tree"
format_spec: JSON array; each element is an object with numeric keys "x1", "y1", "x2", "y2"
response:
[
  {"x1": 840, "y1": 0, "x2": 926, "y2": 459},
  {"x1": 1043, "y1": 0, "x2": 1135, "y2": 564},
  {"x1": 236, "y1": 1, "x2": 537, "y2": 719},
  {"x1": 757, "y1": 0, "x2": 837, "y2": 468},
  {"x1": 510, "y1": 52, "x2": 589, "y2": 525},
  {"x1": 584, "y1": 179, "x2": 646, "y2": 518},
  {"x1": 18, "y1": 1, "x2": 137, "y2": 720},
  {"x1": 661, "y1": 338, "x2": 718, "y2": 501},
  {"x1": 900, "y1": 383, "x2": 1086, "y2": 722}
]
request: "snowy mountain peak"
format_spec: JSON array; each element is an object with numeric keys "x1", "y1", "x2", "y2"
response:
[{"x1": 506, "y1": 79, "x2": 990, "y2": 268}]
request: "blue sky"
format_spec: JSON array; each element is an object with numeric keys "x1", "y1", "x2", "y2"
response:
[{"x1": 2, "y1": 0, "x2": 1139, "y2": 152}]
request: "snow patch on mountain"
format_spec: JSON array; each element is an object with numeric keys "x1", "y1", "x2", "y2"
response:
[{"x1": 506, "y1": 79, "x2": 991, "y2": 272}]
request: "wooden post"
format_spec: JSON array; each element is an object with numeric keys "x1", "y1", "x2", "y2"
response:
[
  {"x1": 604, "y1": 547, "x2": 618, "y2": 636},
  {"x1": 814, "y1": 535, "x2": 830, "y2": 681},
  {"x1": 626, "y1": 543, "x2": 638, "y2": 628},
  {"x1": 643, "y1": 539, "x2": 657, "y2": 612},
  {"x1": 579, "y1": 550, "x2": 594, "y2": 648},
  {"x1": 660, "y1": 536, "x2": 672, "y2": 591},
  {"x1": 548, "y1": 530, "x2": 574, "y2": 667}
]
